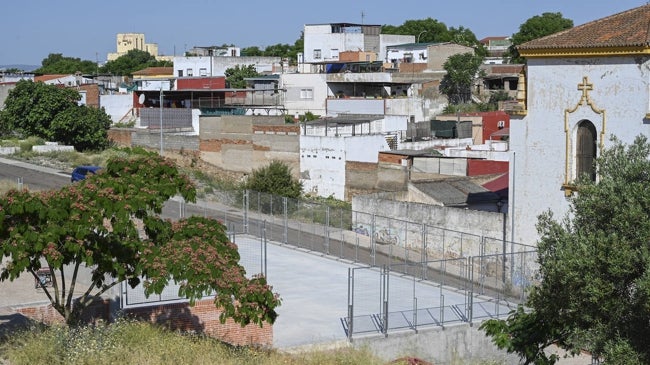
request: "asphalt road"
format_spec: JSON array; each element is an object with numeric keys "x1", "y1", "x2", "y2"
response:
[{"x1": 0, "y1": 158, "x2": 70, "y2": 191}]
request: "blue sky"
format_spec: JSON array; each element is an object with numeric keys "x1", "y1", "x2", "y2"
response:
[{"x1": 1, "y1": 0, "x2": 646, "y2": 66}]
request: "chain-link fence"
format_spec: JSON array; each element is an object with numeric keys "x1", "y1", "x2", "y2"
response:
[{"x1": 158, "y1": 188, "x2": 539, "y2": 338}]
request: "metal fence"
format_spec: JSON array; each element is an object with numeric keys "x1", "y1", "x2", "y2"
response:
[{"x1": 126, "y1": 188, "x2": 539, "y2": 338}]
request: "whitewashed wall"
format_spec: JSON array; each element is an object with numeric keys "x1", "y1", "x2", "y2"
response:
[
  {"x1": 280, "y1": 73, "x2": 328, "y2": 116},
  {"x1": 300, "y1": 135, "x2": 346, "y2": 198},
  {"x1": 510, "y1": 56, "x2": 650, "y2": 246},
  {"x1": 100, "y1": 94, "x2": 134, "y2": 123}
]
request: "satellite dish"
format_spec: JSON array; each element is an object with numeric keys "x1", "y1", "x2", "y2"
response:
[{"x1": 138, "y1": 93, "x2": 145, "y2": 104}]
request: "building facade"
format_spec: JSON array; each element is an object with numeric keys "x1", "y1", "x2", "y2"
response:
[{"x1": 508, "y1": 4, "x2": 650, "y2": 245}]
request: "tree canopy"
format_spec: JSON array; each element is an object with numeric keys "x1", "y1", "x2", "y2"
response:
[
  {"x1": 507, "y1": 12, "x2": 574, "y2": 63},
  {"x1": 101, "y1": 49, "x2": 171, "y2": 76},
  {"x1": 0, "y1": 79, "x2": 80, "y2": 139},
  {"x1": 0, "y1": 79, "x2": 112, "y2": 151},
  {"x1": 439, "y1": 52, "x2": 484, "y2": 104},
  {"x1": 243, "y1": 160, "x2": 302, "y2": 199},
  {"x1": 224, "y1": 64, "x2": 260, "y2": 89},
  {"x1": 0, "y1": 149, "x2": 280, "y2": 326},
  {"x1": 50, "y1": 104, "x2": 113, "y2": 151},
  {"x1": 35, "y1": 53, "x2": 98, "y2": 75},
  {"x1": 481, "y1": 135, "x2": 650, "y2": 364},
  {"x1": 381, "y1": 18, "x2": 484, "y2": 54}
]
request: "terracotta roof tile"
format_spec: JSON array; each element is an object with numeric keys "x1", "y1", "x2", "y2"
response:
[
  {"x1": 519, "y1": 4, "x2": 650, "y2": 51},
  {"x1": 131, "y1": 67, "x2": 173, "y2": 76},
  {"x1": 34, "y1": 74, "x2": 72, "y2": 82}
]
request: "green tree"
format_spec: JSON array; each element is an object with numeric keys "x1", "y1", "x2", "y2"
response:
[
  {"x1": 224, "y1": 64, "x2": 260, "y2": 89},
  {"x1": 381, "y1": 18, "x2": 449, "y2": 43},
  {"x1": 51, "y1": 105, "x2": 112, "y2": 151},
  {"x1": 507, "y1": 12, "x2": 573, "y2": 63},
  {"x1": 481, "y1": 135, "x2": 650, "y2": 364},
  {"x1": 241, "y1": 46, "x2": 264, "y2": 56},
  {"x1": 439, "y1": 52, "x2": 484, "y2": 104},
  {"x1": 0, "y1": 79, "x2": 80, "y2": 139},
  {"x1": 0, "y1": 150, "x2": 280, "y2": 326},
  {"x1": 35, "y1": 53, "x2": 98, "y2": 75},
  {"x1": 100, "y1": 49, "x2": 171, "y2": 76},
  {"x1": 243, "y1": 160, "x2": 302, "y2": 199}
]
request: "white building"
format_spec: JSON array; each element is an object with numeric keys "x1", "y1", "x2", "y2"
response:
[
  {"x1": 302, "y1": 23, "x2": 413, "y2": 65},
  {"x1": 508, "y1": 4, "x2": 650, "y2": 245},
  {"x1": 173, "y1": 56, "x2": 282, "y2": 78}
]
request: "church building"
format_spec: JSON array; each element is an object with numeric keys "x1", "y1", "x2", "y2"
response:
[{"x1": 508, "y1": 4, "x2": 650, "y2": 245}]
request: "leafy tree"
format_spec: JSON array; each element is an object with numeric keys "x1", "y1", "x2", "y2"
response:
[
  {"x1": 507, "y1": 12, "x2": 573, "y2": 63},
  {"x1": 243, "y1": 160, "x2": 302, "y2": 199},
  {"x1": 0, "y1": 150, "x2": 280, "y2": 326},
  {"x1": 224, "y1": 64, "x2": 260, "y2": 89},
  {"x1": 241, "y1": 46, "x2": 263, "y2": 56},
  {"x1": 439, "y1": 52, "x2": 484, "y2": 104},
  {"x1": 100, "y1": 49, "x2": 171, "y2": 76},
  {"x1": 51, "y1": 105, "x2": 112, "y2": 151},
  {"x1": 382, "y1": 18, "x2": 449, "y2": 43},
  {"x1": 35, "y1": 53, "x2": 98, "y2": 75},
  {"x1": 0, "y1": 79, "x2": 80, "y2": 139},
  {"x1": 0, "y1": 79, "x2": 112, "y2": 150},
  {"x1": 382, "y1": 18, "x2": 483, "y2": 52},
  {"x1": 481, "y1": 135, "x2": 650, "y2": 364}
]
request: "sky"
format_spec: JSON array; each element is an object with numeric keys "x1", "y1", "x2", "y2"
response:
[{"x1": 1, "y1": 0, "x2": 647, "y2": 66}]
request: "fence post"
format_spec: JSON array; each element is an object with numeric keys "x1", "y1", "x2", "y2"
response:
[
  {"x1": 347, "y1": 267, "x2": 354, "y2": 342},
  {"x1": 421, "y1": 224, "x2": 427, "y2": 280},
  {"x1": 244, "y1": 190, "x2": 249, "y2": 234},
  {"x1": 382, "y1": 265, "x2": 389, "y2": 337},
  {"x1": 371, "y1": 214, "x2": 376, "y2": 267},
  {"x1": 325, "y1": 205, "x2": 330, "y2": 255},
  {"x1": 283, "y1": 197, "x2": 288, "y2": 244},
  {"x1": 17, "y1": 177, "x2": 23, "y2": 190}
]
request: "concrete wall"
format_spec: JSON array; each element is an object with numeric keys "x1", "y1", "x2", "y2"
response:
[
  {"x1": 352, "y1": 193, "x2": 507, "y2": 245},
  {"x1": 352, "y1": 323, "x2": 519, "y2": 364},
  {"x1": 427, "y1": 43, "x2": 474, "y2": 70},
  {"x1": 199, "y1": 115, "x2": 300, "y2": 176}
]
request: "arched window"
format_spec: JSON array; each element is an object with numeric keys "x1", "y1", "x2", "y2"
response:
[{"x1": 576, "y1": 120, "x2": 597, "y2": 181}]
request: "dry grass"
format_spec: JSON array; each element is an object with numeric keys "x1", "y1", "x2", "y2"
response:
[{"x1": 0, "y1": 320, "x2": 384, "y2": 365}]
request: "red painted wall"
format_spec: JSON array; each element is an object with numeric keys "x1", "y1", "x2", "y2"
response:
[
  {"x1": 467, "y1": 159, "x2": 509, "y2": 176},
  {"x1": 177, "y1": 77, "x2": 226, "y2": 90},
  {"x1": 478, "y1": 111, "x2": 509, "y2": 143}
]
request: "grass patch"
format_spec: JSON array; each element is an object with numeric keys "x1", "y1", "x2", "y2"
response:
[{"x1": 0, "y1": 320, "x2": 384, "y2": 365}]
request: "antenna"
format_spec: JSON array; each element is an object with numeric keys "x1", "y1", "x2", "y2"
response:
[{"x1": 361, "y1": 11, "x2": 365, "y2": 24}]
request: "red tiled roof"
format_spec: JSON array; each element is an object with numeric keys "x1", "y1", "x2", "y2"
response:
[
  {"x1": 34, "y1": 74, "x2": 72, "y2": 82},
  {"x1": 131, "y1": 67, "x2": 173, "y2": 76},
  {"x1": 519, "y1": 4, "x2": 650, "y2": 51},
  {"x1": 482, "y1": 173, "x2": 508, "y2": 193}
]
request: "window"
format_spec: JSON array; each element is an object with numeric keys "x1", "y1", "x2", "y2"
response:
[
  {"x1": 314, "y1": 49, "x2": 322, "y2": 59},
  {"x1": 576, "y1": 120, "x2": 597, "y2": 182},
  {"x1": 330, "y1": 48, "x2": 339, "y2": 60},
  {"x1": 187, "y1": 68, "x2": 193, "y2": 77},
  {"x1": 300, "y1": 88, "x2": 313, "y2": 99},
  {"x1": 199, "y1": 68, "x2": 207, "y2": 76},
  {"x1": 178, "y1": 70, "x2": 183, "y2": 77}
]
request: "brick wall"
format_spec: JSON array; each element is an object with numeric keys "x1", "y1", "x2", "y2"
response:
[
  {"x1": 14, "y1": 298, "x2": 272, "y2": 347},
  {"x1": 108, "y1": 128, "x2": 133, "y2": 147}
]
